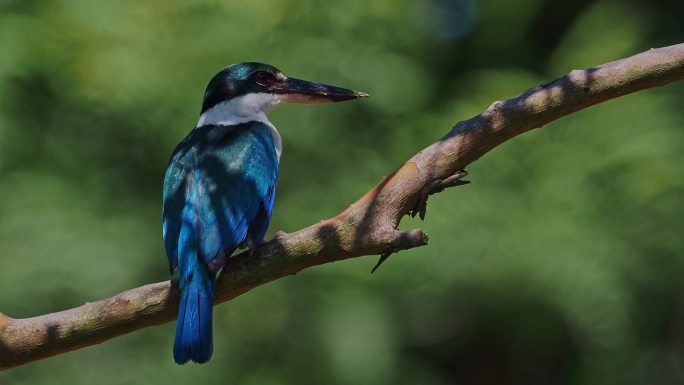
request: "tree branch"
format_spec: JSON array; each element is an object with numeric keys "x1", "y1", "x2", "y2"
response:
[{"x1": 2, "y1": 43, "x2": 683, "y2": 370}]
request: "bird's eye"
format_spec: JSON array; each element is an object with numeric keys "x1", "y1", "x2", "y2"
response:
[{"x1": 254, "y1": 71, "x2": 275, "y2": 87}]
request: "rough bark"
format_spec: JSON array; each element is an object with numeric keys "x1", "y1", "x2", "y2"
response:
[{"x1": 1, "y1": 43, "x2": 683, "y2": 370}]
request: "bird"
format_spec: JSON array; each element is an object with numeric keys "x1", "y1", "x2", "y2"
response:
[{"x1": 162, "y1": 62, "x2": 367, "y2": 364}]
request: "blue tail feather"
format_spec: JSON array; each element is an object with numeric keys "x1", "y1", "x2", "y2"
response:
[{"x1": 173, "y1": 272, "x2": 214, "y2": 364}]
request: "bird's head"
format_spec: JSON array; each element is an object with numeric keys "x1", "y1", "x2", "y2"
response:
[{"x1": 199, "y1": 62, "x2": 367, "y2": 123}]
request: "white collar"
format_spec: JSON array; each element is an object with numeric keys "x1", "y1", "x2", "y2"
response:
[{"x1": 197, "y1": 93, "x2": 283, "y2": 160}]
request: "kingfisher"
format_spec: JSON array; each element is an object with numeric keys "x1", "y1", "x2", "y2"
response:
[{"x1": 162, "y1": 62, "x2": 367, "y2": 364}]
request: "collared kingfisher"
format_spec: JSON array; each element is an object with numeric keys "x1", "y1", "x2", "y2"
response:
[{"x1": 162, "y1": 62, "x2": 367, "y2": 364}]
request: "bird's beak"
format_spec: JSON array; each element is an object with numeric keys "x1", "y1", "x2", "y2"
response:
[{"x1": 274, "y1": 77, "x2": 368, "y2": 104}]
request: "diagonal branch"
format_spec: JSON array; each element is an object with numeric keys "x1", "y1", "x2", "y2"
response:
[{"x1": 2, "y1": 43, "x2": 683, "y2": 370}]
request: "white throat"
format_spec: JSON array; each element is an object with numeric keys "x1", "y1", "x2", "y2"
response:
[{"x1": 197, "y1": 93, "x2": 283, "y2": 160}]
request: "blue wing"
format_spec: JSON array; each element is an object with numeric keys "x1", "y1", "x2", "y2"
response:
[
  {"x1": 163, "y1": 122, "x2": 279, "y2": 273},
  {"x1": 244, "y1": 179, "x2": 277, "y2": 251}
]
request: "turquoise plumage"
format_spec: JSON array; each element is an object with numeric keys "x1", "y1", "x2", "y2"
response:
[
  {"x1": 163, "y1": 122, "x2": 277, "y2": 363},
  {"x1": 162, "y1": 62, "x2": 366, "y2": 364}
]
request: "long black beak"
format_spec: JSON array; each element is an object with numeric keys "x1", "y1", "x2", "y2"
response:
[{"x1": 274, "y1": 77, "x2": 368, "y2": 104}]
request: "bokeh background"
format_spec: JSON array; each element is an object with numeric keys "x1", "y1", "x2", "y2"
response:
[{"x1": 1, "y1": 0, "x2": 683, "y2": 384}]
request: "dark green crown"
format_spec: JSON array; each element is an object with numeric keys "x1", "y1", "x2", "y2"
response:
[{"x1": 201, "y1": 62, "x2": 284, "y2": 113}]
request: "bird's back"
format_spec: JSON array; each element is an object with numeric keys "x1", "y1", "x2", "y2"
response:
[{"x1": 162, "y1": 121, "x2": 279, "y2": 273}]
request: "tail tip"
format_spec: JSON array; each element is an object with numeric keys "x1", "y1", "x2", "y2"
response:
[
  {"x1": 173, "y1": 287, "x2": 214, "y2": 365},
  {"x1": 173, "y1": 347, "x2": 213, "y2": 365}
]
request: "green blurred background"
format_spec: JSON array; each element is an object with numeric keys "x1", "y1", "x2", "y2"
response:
[{"x1": 1, "y1": 0, "x2": 683, "y2": 384}]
